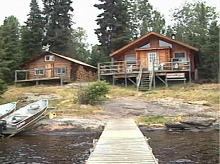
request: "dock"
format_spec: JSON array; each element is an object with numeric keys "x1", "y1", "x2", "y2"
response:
[{"x1": 86, "y1": 119, "x2": 159, "y2": 164}]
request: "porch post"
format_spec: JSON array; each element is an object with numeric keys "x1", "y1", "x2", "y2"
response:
[{"x1": 98, "y1": 63, "x2": 101, "y2": 81}]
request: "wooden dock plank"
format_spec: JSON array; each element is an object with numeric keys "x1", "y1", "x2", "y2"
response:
[{"x1": 86, "y1": 119, "x2": 158, "y2": 164}]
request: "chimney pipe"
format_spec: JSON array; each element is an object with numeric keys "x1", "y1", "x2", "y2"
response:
[{"x1": 171, "y1": 34, "x2": 176, "y2": 39}]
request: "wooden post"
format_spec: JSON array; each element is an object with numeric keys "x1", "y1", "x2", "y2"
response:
[
  {"x1": 189, "y1": 62, "x2": 192, "y2": 83},
  {"x1": 113, "y1": 76, "x2": 115, "y2": 85},
  {"x1": 124, "y1": 62, "x2": 127, "y2": 88},
  {"x1": 98, "y1": 63, "x2": 101, "y2": 81},
  {"x1": 15, "y1": 70, "x2": 17, "y2": 86},
  {"x1": 36, "y1": 80, "x2": 39, "y2": 85},
  {"x1": 60, "y1": 73, "x2": 63, "y2": 86},
  {"x1": 15, "y1": 70, "x2": 17, "y2": 82},
  {"x1": 25, "y1": 71, "x2": 28, "y2": 80},
  {"x1": 153, "y1": 61, "x2": 156, "y2": 88}
]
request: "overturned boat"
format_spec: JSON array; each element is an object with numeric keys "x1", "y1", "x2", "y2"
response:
[
  {"x1": 0, "y1": 102, "x2": 17, "y2": 120},
  {"x1": 0, "y1": 99, "x2": 48, "y2": 137}
]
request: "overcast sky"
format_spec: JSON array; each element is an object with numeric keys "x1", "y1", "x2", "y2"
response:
[{"x1": 0, "y1": 0, "x2": 219, "y2": 45}]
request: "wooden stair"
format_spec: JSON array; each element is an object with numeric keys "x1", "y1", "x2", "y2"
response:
[{"x1": 138, "y1": 72, "x2": 153, "y2": 91}]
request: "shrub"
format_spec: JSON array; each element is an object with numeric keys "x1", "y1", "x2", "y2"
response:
[
  {"x1": 0, "y1": 79, "x2": 7, "y2": 95},
  {"x1": 77, "y1": 81, "x2": 109, "y2": 104}
]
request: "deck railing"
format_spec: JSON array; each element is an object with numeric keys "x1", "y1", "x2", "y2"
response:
[
  {"x1": 15, "y1": 67, "x2": 70, "y2": 85},
  {"x1": 154, "y1": 60, "x2": 190, "y2": 71},
  {"x1": 99, "y1": 60, "x2": 190, "y2": 75},
  {"x1": 99, "y1": 61, "x2": 142, "y2": 75}
]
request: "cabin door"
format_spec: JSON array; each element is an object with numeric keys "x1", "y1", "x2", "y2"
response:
[
  {"x1": 147, "y1": 52, "x2": 157, "y2": 71},
  {"x1": 45, "y1": 63, "x2": 54, "y2": 78}
]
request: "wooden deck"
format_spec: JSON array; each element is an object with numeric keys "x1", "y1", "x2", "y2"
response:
[
  {"x1": 15, "y1": 77, "x2": 61, "y2": 83},
  {"x1": 86, "y1": 119, "x2": 158, "y2": 164}
]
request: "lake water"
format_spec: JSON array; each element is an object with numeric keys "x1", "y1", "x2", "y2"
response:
[{"x1": 0, "y1": 129, "x2": 219, "y2": 164}]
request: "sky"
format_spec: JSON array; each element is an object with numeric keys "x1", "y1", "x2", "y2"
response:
[{"x1": 0, "y1": 0, "x2": 219, "y2": 46}]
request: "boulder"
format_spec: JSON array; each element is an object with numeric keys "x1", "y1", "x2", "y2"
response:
[
  {"x1": 165, "y1": 123, "x2": 191, "y2": 130},
  {"x1": 180, "y1": 117, "x2": 216, "y2": 127}
]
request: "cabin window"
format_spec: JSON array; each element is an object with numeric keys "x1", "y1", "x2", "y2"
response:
[
  {"x1": 45, "y1": 55, "x2": 54, "y2": 61},
  {"x1": 140, "y1": 43, "x2": 150, "y2": 49},
  {"x1": 125, "y1": 55, "x2": 136, "y2": 65},
  {"x1": 35, "y1": 69, "x2": 44, "y2": 75},
  {"x1": 159, "y1": 40, "x2": 172, "y2": 48},
  {"x1": 57, "y1": 68, "x2": 66, "y2": 75},
  {"x1": 173, "y1": 52, "x2": 186, "y2": 61}
]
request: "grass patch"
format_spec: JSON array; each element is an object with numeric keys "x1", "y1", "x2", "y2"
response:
[
  {"x1": 108, "y1": 85, "x2": 140, "y2": 98},
  {"x1": 0, "y1": 84, "x2": 99, "y2": 116},
  {"x1": 139, "y1": 115, "x2": 169, "y2": 125}
]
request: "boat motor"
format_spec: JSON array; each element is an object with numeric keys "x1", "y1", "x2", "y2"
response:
[{"x1": 0, "y1": 120, "x2": 6, "y2": 135}]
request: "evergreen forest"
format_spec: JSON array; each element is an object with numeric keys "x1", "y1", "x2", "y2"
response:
[{"x1": 0, "y1": 0, "x2": 219, "y2": 94}]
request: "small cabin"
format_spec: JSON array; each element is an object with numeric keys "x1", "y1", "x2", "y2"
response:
[
  {"x1": 98, "y1": 32, "x2": 199, "y2": 90},
  {"x1": 15, "y1": 52, "x2": 97, "y2": 85}
]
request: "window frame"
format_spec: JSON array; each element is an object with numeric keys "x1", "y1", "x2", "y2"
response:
[
  {"x1": 125, "y1": 54, "x2": 136, "y2": 65},
  {"x1": 45, "y1": 55, "x2": 55, "y2": 61},
  {"x1": 173, "y1": 51, "x2": 187, "y2": 62},
  {"x1": 57, "y1": 68, "x2": 66, "y2": 75},
  {"x1": 35, "y1": 68, "x2": 45, "y2": 75}
]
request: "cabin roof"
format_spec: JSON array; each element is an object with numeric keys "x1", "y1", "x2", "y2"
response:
[
  {"x1": 110, "y1": 32, "x2": 199, "y2": 57},
  {"x1": 23, "y1": 51, "x2": 97, "y2": 69}
]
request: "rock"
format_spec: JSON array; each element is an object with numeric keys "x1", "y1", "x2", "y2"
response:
[
  {"x1": 175, "y1": 159, "x2": 193, "y2": 163},
  {"x1": 213, "y1": 120, "x2": 220, "y2": 130},
  {"x1": 180, "y1": 117, "x2": 216, "y2": 127},
  {"x1": 80, "y1": 105, "x2": 88, "y2": 109},
  {"x1": 165, "y1": 123, "x2": 191, "y2": 130},
  {"x1": 188, "y1": 100, "x2": 208, "y2": 105}
]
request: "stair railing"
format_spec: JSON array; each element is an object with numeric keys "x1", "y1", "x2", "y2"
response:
[
  {"x1": 149, "y1": 61, "x2": 155, "y2": 90},
  {"x1": 137, "y1": 62, "x2": 143, "y2": 91}
]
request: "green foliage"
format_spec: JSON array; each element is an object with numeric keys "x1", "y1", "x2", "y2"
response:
[
  {"x1": 0, "y1": 79, "x2": 7, "y2": 95},
  {"x1": 88, "y1": 45, "x2": 110, "y2": 66},
  {"x1": 66, "y1": 27, "x2": 90, "y2": 62},
  {"x1": 0, "y1": 16, "x2": 21, "y2": 83},
  {"x1": 170, "y1": 1, "x2": 219, "y2": 80},
  {"x1": 21, "y1": 0, "x2": 44, "y2": 62},
  {"x1": 77, "y1": 81, "x2": 109, "y2": 105},
  {"x1": 94, "y1": 0, "x2": 132, "y2": 56},
  {"x1": 43, "y1": 0, "x2": 74, "y2": 54},
  {"x1": 140, "y1": 115, "x2": 168, "y2": 125},
  {"x1": 128, "y1": 0, "x2": 166, "y2": 37}
]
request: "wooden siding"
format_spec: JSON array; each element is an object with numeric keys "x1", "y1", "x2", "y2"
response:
[
  {"x1": 25, "y1": 53, "x2": 97, "y2": 82},
  {"x1": 112, "y1": 38, "x2": 196, "y2": 72},
  {"x1": 26, "y1": 53, "x2": 72, "y2": 80}
]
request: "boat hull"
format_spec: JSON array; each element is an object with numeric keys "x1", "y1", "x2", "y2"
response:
[{"x1": 1, "y1": 100, "x2": 48, "y2": 136}]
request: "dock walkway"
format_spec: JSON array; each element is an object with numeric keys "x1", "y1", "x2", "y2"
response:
[{"x1": 86, "y1": 119, "x2": 158, "y2": 164}]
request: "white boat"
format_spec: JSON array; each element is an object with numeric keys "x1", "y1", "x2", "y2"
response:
[
  {"x1": 0, "y1": 99, "x2": 48, "y2": 137},
  {"x1": 0, "y1": 102, "x2": 17, "y2": 120}
]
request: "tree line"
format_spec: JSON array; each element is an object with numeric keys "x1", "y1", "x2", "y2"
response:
[{"x1": 0, "y1": 0, "x2": 219, "y2": 93}]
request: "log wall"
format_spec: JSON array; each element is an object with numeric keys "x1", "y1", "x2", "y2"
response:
[{"x1": 25, "y1": 53, "x2": 97, "y2": 82}]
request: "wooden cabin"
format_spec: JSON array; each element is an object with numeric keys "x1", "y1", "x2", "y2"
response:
[
  {"x1": 15, "y1": 52, "x2": 97, "y2": 85},
  {"x1": 98, "y1": 32, "x2": 199, "y2": 90}
]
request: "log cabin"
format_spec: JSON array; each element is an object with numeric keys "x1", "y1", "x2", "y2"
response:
[
  {"x1": 15, "y1": 52, "x2": 97, "y2": 85},
  {"x1": 98, "y1": 32, "x2": 199, "y2": 90}
]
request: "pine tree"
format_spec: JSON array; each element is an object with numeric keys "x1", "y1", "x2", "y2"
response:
[
  {"x1": 21, "y1": 0, "x2": 44, "y2": 62},
  {"x1": 66, "y1": 27, "x2": 90, "y2": 62},
  {"x1": 128, "y1": 0, "x2": 165, "y2": 37},
  {"x1": 94, "y1": 0, "x2": 132, "y2": 56},
  {"x1": 43, "y1": 0, "x2": 74, "y2": 54},
  {"x1": 170, "y1": 1, "x2": 219, "y2": 80},
  {"x1": 88, "y1": 45, "x2": 109, "y2": 66},
  {"x1": 0, "y1": 16, "x2": 21, "y2": 83},
  {"x1": 200, "y1": 21, "x2": 219, "y2": 80}
]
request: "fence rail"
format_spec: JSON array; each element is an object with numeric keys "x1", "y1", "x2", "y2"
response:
[
  {"x1": 99, "y1": 60, "x2": 190, "y2": 75},
  {"x1": 15, "y1": 67, "x2": 69, "y2": 85}
]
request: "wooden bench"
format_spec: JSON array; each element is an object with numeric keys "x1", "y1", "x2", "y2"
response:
[{"x1": 165, "y1": 73, "x2": 186, "y2": 87}]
